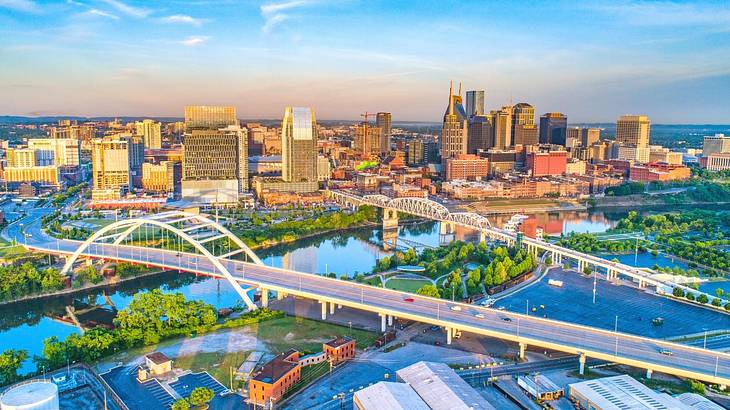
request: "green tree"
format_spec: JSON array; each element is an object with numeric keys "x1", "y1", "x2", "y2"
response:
[
  {"x1": 416, "y1": 284, "x2": 440, "y2": 298},
  {"x1": 716, "y1": 288, "x2": 725, "y2": 297},
  {"x1": 0, "y1": 349, "x2": 28, "y2": 385},
  {"x1": 672, "y1": 287, "x2": 685, "y2": 298},
  {"x1": 697, "y1": 294, "x2": 709, "y2": 304},
  {"x1": 189, "y1": 387, "x2": 215, "y2": 407},
  {"x1": 712, "y1": 298, "x2": 722, "y2": 307},
  {"x1": 171, "y1": 398, "x2": 190, "y2": 410}
]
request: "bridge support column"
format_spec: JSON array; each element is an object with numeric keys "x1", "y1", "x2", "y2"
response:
[
  {"x1": 383, "y1": 208, "x2": 399, "y2": 230},
  {"x1": 646, "y1": 369, "x2": 653, "y2": 379},
  {"x1": 277, "y1": 291, "x2": 286, "y2": 301},
  {"x1": 329, "y1": 301, "x2": 335, "y2": 315},
  {"x1": 479, "y1": 231, "x2": 487, "y2": 244},
  {"x1": 579, "y1": 353, "x2": 586, "y2": 375},
  {"x1": 261, "y1": 289, "x2": 269, "y2": 308},
  {"x1": 321, "y1": 301, "x2": 327, "y2": 320},
  {"x1": 446, "y1": 327, "x2": 452, "y2": 345},
  {"x1": 380, "y1": 314, "x2": 386, "y2": 332},
  {"x1": 518, "y1": 342, "x2": 526, "y2": 360},
  {"x1": 387, "y1": 315, "x2": 393, "y2": 326},
  {"x1": 337, "y1": 304, "x2": 342, "y2": 309}
]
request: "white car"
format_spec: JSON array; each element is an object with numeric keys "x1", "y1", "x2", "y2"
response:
[
  {"x1": 474, "y1": 313, "x2": 485, "y2": 318},
  {"x1": 450, "y1": 305, "x2": 462, "y2": 311}
]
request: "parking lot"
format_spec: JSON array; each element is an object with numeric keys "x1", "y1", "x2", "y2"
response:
[
  {"x1": 169, "y1": 372, "x2": 228, "y2": 398},
  {"x1": 495, "y1": 268, "x2": 730, "y2": 339},
  {"x1": 101, "y1": 366, "x2": 175, "y2": 410}
]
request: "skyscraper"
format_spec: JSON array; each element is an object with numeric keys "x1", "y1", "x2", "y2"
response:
[
  {"x1": 91, "y1": 137, "x2": 130, "y2": 200},
  {"x1": 135, "y1": 119, "x2": 162, "y2": 149},
  {"x1": 282, "y1": 107, "x2": 318, "y2": 184},
  {"x1": 512, "y1": 102, "x2": 534, "y2": 131},
  {"x1": 539, "y1": 113, "x2": 568, "y2": 145},
  {"x1": 184, "y1": 106, "x2": 238, "y2": 129},
  {"x1": 467, "y1": 115, "x2": 493, "y2": 153},
  {"x1": 465, "y1": 90, "x2": 485, "y2": 117},
  {"x1": 493, "y1": 106, "x2": 513, "y2": 149},
  {"x1": 354, "y1": 122, "x2": 381, "y2": 158},
  {"x1": 376, "y1": 112, "x2": 392, "y2": 155},
  {"x1": 441, "y1": 82, "x2": 468, "y2": 160},
  {"x1": 513, "y1": 124, "x2": 538, "y2": 146},
  {"x1": 616, "y1": 115, "x2": 650, "y2": 147}
]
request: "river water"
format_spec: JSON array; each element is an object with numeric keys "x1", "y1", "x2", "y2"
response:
[{"x1": 2, "y1": 206, "x2": 728, "y2": 373}]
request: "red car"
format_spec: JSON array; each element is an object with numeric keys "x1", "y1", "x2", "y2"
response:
[{"x1": 404, "y1": 297, "x2": 415, "y2": 303}]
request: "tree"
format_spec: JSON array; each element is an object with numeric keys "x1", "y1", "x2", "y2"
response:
[
  {"x1": 0, "y1": 349, "x2": 28, "y2": 385},
  {"x1": 189, "y1": 387, "x2": 215, "y2": 407},
  {"x1": 672, "y1": 287, "x2": 685, "y2": 298},
  {"x1": 171, "y1": 398, "x2": 190, "y2": 410},
  {"x1": 712, "y1": 298, "x2": 722, "y2": 307},
  {"x1": 416, "y1": 284, "x2": 440, "y2": 298},
  {"x1": 697, "y1": 294, "x2": 709, "y2": 304},
  {"x1": 716, "y1": 288, "x2": 725, "y2": 297}
]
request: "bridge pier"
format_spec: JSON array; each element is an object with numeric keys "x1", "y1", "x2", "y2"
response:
[
  {"x1": 383, "y1": 208, "x2": 399, "y2": 230},
  {"x1": 329, "y1": 301, "x2": 335, "y2": 315},
  {"x1": 277, "y1": 291, "x2": 286, "y2": 300},
  {"x1": 479, "y1": 231, "x2": 487, "y2": 244},
  {"x1": 579, "y1": 353, "x2": 586, "y2": 375},
  {"x1": 380, "y1": 314, "x2": 386, "y2": 332},
  {"x1": 646, "y1": 369, "x2": 653, "y2": 379},
  {"x1": 260, "y1": 289, "x2": 269, "y2": 308},
  {"x1": 387, "y1": 315, "x2": 393, "y2": 326},
  {"x1": 321, "y1": 301, "x2": 327, "y2": 320},
  {"x1": 446, "y1": 327, "x2": 452, "y2": 345},
  {"x1": 519, "y1": 342, "x2": 526, "y2": 360}
]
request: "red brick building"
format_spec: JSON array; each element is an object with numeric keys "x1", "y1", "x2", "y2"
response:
[
  {"x1": 526, "y1": 150, "x2": 568, "y2": 176},
  {"x1": 444, "y1": 154, "x2": 489, "y2": 181},
  {"x1": 323, "y1": 336, "x2": 356, "y2": 366},
  {"x1": 248, "y1": 350, "x2": 301, "y2": 407},
  {"x1": 629, "y1": 163, "x2": 691, "y2": 182}
]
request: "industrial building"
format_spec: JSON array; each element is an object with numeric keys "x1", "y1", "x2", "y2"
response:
[
  {"x1": 0, "y1": 380, "x2": 59, "y2": 410},
  {"x1": 395, "y1": 361, "x2": 495, "y2": 410},
  {"x1": 353, "y1": 382, "x2": 430, "y2": 410}
]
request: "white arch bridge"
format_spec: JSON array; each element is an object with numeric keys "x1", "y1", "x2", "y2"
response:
[{"x1": 16, "y1": 207, "x2": 730, "y2": 386}]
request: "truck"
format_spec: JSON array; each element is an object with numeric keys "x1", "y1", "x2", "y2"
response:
[{"x1": 548, "y1": 279, "x2": 564, "y2": 287}]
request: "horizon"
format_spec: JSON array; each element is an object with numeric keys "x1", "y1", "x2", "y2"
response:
[{"x1": 1, "y1": 1, "x2": 729, "y2": 123}]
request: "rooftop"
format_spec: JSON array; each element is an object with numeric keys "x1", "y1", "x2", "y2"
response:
[
  {"x1": 569, "y1": 374, "x2": 691, "y2": 410},
  {"x1": 252, "y1": 350, "x2": 299, "y2": 384},
  {"x1": 353, "y1": 381, "x2": 429, "y2": 410},
  {"x1": 396, "y1": 361, "x2": 495, "y2": 410},
  {"x1": 324, "y1": 336, "x2": 354, "y2": 349},
  {"x1": 145, "y1": 352, "x2": 171, "y2": 366}
]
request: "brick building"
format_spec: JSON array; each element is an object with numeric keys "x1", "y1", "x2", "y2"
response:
[
  {"x1": 526, "y1": 150, "x2": 568, "y2": 176},
  {"x1": 323, "y1": 336, "x2": 356, "y2": 366},
  {"x1": 248, "y1": 350, "x2": 301, "y2": 407},
  {"x1": 444, "y1": 154, "x2": 489, "y2": 181},
  {"x1": 629, "y1": 163, "x2": 691, "y2": 182}
]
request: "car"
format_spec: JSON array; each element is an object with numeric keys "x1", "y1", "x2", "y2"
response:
[
  {"x1": 474, "y1": 313, "x2": 485, "y2": 318},
  {"x1": 430, "y1": 325, "x2": 440, "y2": 331},
  {"x1": 404, "y1": 297, "x2": 414, "y2": 303},
  {"x1": 659, "y1": 348, "x2": 673, "y2": 356},
  {"x1": 450, "y1": 305, "x2": 462, "y2": 311},
  {"x1": 501, "y1": 317, "x2": 512, "y2": 322},
  {"x1": 497, "y1": 306, "x2": 506, "y2": 311},
  {"x1": 434, "y1": 341, "x2": 442, "y2": 346}
]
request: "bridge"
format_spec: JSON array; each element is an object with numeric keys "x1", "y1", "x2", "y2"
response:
[
  {"x1": 326, "y1": 190, "x2": 729, "y2": 308},
  {"x1": 13, "y1": 208, "x2": 730, "y2": 387}
]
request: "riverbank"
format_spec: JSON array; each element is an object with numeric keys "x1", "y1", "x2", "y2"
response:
[
  {"x1": 588, "y1": 195, "x2": 730, "y2": 209},
  {"x1": 246, "y1": 221, "x2": 381, "y2": 250},
  {"x1": 461, "y1": 198, "x2": 586, "y2": 215}
]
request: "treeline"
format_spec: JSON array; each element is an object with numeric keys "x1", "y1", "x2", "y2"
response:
[
  {"x1": 0, "y1": 263, "x2": 65, "y2": 302},
  {"x1": 556, "y1": 233, "x2": 644, "y2": 254}
]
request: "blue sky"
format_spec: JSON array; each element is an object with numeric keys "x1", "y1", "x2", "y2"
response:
[{"x1": 1, "y1": 0, "x2": 729, "y2": 123}]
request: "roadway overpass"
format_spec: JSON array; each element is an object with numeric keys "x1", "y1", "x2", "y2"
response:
[
  {"x1": 12, "y1": 209, "x2": 730, "y2": 387},
  {"x1": 326, "y1": 190, "x2": 730, "y2": 308}
]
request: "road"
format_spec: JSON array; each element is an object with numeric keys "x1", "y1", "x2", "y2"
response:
[{"x1": 9, "y1": 209, "x2": 730, "y2": 387}]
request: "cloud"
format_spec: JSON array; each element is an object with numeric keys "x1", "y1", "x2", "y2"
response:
[
  {"x1": 100, "y1": 0, "x2": 150, "y2": 18},
  {"x1": 178, "y1": 36, "x2": 209, "y2": 46},
  {"x1": 0, "y1": 0, "x2": 39, "y2": 12},
  {"x1": 162, "y1": 14, "x2": 205, "y2": 26},
  {"x1": 590, "y1": 1, "x2": 730, "y2": 28},
  {"x1": 82, "y1": 8, "x2": 118, "y2": 19},
  {"x1": 260, "y1": 0, "x2": 317, "y2": 33}
]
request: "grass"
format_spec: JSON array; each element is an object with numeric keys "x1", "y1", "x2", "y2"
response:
[
  {"x1": 0, "y1": 245, "x2": 32, "y2": 259},
  {"x1": 249, "y1": 316, "x2": 378, "y2": 353},
  {"x1": 361, "y1": 276, "x2": 382, "y2": 287},
  {"x1": 384, "y1": 278, "x2": 431, "y2": 293},
  {"x1": 282, "y1": 361, "x2": 330, "y2": 401},
  {"x1": 174, "y1": 351, "x2": 250, "y2": 390}
]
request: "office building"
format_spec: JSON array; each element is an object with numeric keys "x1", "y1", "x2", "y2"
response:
[
  {"x1": 702, "y1": 153, "x2": 730, "y2": 171},
  {"x1": 27, "y1": 138, "x2": 81, "y2": 167},
  {"x1": 514, "y1": 124, "x2": 538, "y2": 146},
  {"x1": 6, "y1": 148, "x2": 37, "y2": 168},
  {"x1": 135, "y1": 119, "x2": 162, "y2": 149},
  {"x1": 539, "y1": 112, "x2": 567, "y2": 145},
  {"x1": 526, "y1": 150, "x2": 568, "y2": 176},
  {"x1": 282, "y1": 106, "x2": 318, "y2": 185},
  {"x1": 465, "y1": 90, "x2": 485, "y2": 117},
  {"x1": 184, "y1": 105, "x2": 238, "y2": 129},
  {"x1": 649, "y1": 146, "x2": 683, "y2": 165},
  {"x1": 142, "y1": 161, "x2": 180, "y2": 198},
  {"x1": 616, "y1": 115, "x2": 650, "y2": 147},
  {"x1": 467, "y1": 115, "x2": 493, "y2": 153},
  {"x1": 182, "y1": 125, "x2": 248, "y2": 203},
  {"x1": 91, "y1": 137, "x2": 130, "y2": 200},
  {"x1": 126, "y1": 135, "x2": 145, "y2": 189},
  {"x1": 354, "y1": 122, "x2": 381, "y2": 158},
  {"x1": 493, "y1": 106, "x2": 513, "y2": 149},
  {"x1": 485, "y1": 150, "x2": 516, "y2": 175},
  {"x1": 512, "y1": 102, "x2": 535, "y2": 137},
  {"x1": 582, "y1": 128, "x2": 601, "y2": 146},
  {"x1": 617, "y1": 145, "x2": 650, "y2": 163},
  {"x1": 444, "y1": 154, "x2": 489, "y2": 181},
  {"x1": 440, "y1": 82, "x2": 469, "y2": 160},
  {"x1": 376, "y1": 112, "x2": 392, "y2": 155},
  {"x1": 407, "y1": 140, "x2": 438, "y2": 166},
  {"x1": 702, "y1": 134, "x2": 730, "y2": 156}
]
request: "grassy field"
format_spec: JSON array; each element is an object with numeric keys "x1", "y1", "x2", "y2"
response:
[
  {"x1": 0, "y1": 245, "x2": 31, "y2": 259},
  {"x1": 249, "y1": 316, "x2": 378, "y2": 354},
  {"x1": 385, "y1": 278, "x2": 431, "y2": 293},
  {"x1": 174, "y1": 351, "x2": 249, "y2": 390}
]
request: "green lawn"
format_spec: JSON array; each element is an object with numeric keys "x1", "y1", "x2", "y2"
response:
[
  {"x1": 174, "y1": 351, "x2": 249, "y2": 390},
  {"x1": 385, "y1": 278, "x2": 431, "y2": 293},
  {"x1": 249, "y1": 316, "x2": 378, "y2": 354},
  {"x1": 0, "y1": 245, "x2": 31, "y2": 259}
]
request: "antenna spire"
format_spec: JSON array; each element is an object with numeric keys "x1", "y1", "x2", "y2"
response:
[{"x1": 448, "y1": 81, "x2": 454, "y2": 115}]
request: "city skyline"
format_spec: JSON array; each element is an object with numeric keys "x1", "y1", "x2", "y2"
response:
[{"x1": 1, "y1": 1, "x2": 729, "y2": 123}]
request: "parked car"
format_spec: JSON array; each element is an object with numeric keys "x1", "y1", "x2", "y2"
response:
[
  {"x1": 474, "y1": 313, "x2": 485, "y2": 319},
  {"x1": 502, "y1": 317, "x2": 512, "y2": 322},
  {"x1": 450, "y1": 305, "x2": 462, "y2": 311}
]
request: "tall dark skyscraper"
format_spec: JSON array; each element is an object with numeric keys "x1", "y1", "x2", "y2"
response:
[
  {"x1": 467, "y1": 115, "x2": 493, "y2": 153},
  {"x1": 465, "y1": 90, "x2": 485, "y2": 117},
  {"x1": 441, "y1": 82, "x2": 468, "y2": 160},
  {"x1": 539, "y1": 112, "x2": 568, "y2": 146},
  {"x1": 376, "y1": 112, "x2": 392, "y2": 155}
]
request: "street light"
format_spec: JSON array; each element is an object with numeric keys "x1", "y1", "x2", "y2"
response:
[{"x1": 614, "y1": 315, "x2": 619, "y2": 356}]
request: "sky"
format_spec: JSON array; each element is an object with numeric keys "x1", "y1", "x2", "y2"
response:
[{"x1": 0, "y1": 0, "x2": 729, "y2": 123}]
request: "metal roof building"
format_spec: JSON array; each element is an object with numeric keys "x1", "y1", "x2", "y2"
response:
[
  {"x1": 395, "y1": 361, "x2": 495, "y2": 410},
  {"x1": 352, "y1": 382, "x2": 430, "y2": 410},
  {"x1": 675, "y1": 393, "x2": 724, "y2": 410},
  {"x1": 569, "y1": 375, "x2": 694, "y2": 410}
]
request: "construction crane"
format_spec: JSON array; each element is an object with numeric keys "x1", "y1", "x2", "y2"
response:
[{"x1": 360, "y1": 112, "x2": 377, "y2": 123}]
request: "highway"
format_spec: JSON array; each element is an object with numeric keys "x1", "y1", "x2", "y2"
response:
[{"x1": 7, "y1": 208, "x2": 730, "y2": 386}]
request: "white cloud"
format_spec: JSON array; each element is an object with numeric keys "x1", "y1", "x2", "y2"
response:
[
  {"x1": 162, "y1": 14, "x2": 205, "y2": 26},
  {"x1": 260, "y1": 0, "x2": 317, "y2": 33},
  {"x1": 178, "y1": 36, "x2": 209, "y2": 46},
  {"x1": 0, "y1": 0, "x2": 39, "y2": 12},
  {"x1": 82, "y1": 8, "x2": 118, "y2": 19},
  {"x1": 100, "y1": 0, "x2": 150, "y2": 18}
]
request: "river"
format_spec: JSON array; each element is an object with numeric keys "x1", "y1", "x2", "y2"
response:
[{"x1": 2, "y1": 205, "x2": 728, "y2": 373}]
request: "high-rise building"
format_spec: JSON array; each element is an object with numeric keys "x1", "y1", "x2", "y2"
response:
[
  {"x1": 513, "y1": 124, "x2": 538, "y2": 146},
  {"x1": 376, "y1": 112, "x2": 392, "y2": 155},
  {"x1": 135, "y1": 119, "x2": 162, "y2": 149},
  {"x1": 181, "y1": 125, "x2": 248, "y2": 203},
  {"x1": 493, "y1": 106, "x2": 513, "y2": 150},
  {"x1": 702, "y1": 134, "x2": 730, "y2": 156},
  {"x1": 407, "y1": 140, "x2": 438, "y2": 166},
  {"x1": 125, "y1": 135, "x2": 145, "y2": 189},
  {"x1": 282, "y1": 107, "x2": 318, "y2": 184},
  {"x1": 582, "y1": 128, "x2": 601, "y2": 147},
  {"x1": 511, "y1": 102, "x2": 534, "y2": 132},
  {"x1": 6, "y1": 148, "x2": 37, "y2": 168},
  {"x1": 440, "y1": 82, "x2": 468, "y2": 160},
  {"x1": 467, "y1": 115, "x2": 493, "y2": 153},
  {"x1": 465, "y1": 90, "x2": 485, "y2": 117},
  {"x1": 142, "y1": 161, "x2": 181, "y2": 198},
  {"x1": 27, "y1": 138, "x2": 80, "y2": 167},
  {"x1": 354, "y1": 123, "x2": 381, "y2": 158},
  {"x1": 539, "y1": 113, "x2": 568, "y2": 145},
  {"x1": 91, "y1": 137, "x2": 130, "y2": 200},
  {"x1": 184, "y1": 106, "x2": 238, "y2": 129},
  {"x1": 616, "y1": 115, "x2": 650, "y2": 147}
]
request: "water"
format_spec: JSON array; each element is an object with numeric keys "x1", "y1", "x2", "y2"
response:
[
  {"x1": 601, "y1": 252, "x2": 690, "y2": 271},
  {"x1": 0, "y1": 205, "x2": 725, "y2": 374}
]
